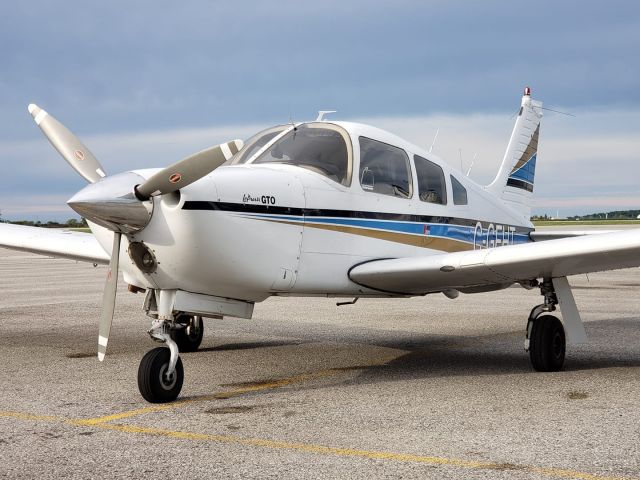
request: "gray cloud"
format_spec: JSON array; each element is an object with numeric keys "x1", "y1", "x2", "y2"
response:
[
  {"x1": 2, "y1": 1, "x2": 639, "y2": 219},
  {"x1": 1, "y1": 0, "x2": 639, "y2": 141}
]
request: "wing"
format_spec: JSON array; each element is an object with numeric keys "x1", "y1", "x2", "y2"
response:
[
  {"x1": 0, "y1": 223, "x2": 109, "y2": 264},
  {"x1": 349, "y1": 229, "x2": 640, "y2": 295}
]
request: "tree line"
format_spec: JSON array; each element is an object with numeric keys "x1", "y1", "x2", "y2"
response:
[{"x1": 0, "y1": 217, "x2": 89, "y2": 228}]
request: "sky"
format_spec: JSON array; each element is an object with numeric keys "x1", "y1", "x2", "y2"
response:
[{"x1": 1, "y1": 0, "x2": 639, "y2": 220}]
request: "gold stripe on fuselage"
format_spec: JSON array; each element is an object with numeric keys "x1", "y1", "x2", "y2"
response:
[{"x1": 254, "y1": 218, "x2": 472, "y2": 253}]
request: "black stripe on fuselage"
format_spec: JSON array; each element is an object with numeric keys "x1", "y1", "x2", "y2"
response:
[{"x1": 182, "y1": 201, "x2": 533, "y2": 233}]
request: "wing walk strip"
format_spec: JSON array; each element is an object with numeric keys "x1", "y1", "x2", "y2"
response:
[{"x1": 0, "y1": 361, "x2": 633, "y2": 480}]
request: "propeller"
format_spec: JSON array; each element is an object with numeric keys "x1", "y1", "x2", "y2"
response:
[
  {"x1": 98, "y1": 232, "x2": 121, "y2": 361},
  {"x1": 28, "y1": 103, "x2": 244, "y2": 362},
  {"x1": 28, "y1": 104, "x2": 107, "y2": 183},
  {"x1": 135, "y1": 139, "x2": 243, "y2": 200}
]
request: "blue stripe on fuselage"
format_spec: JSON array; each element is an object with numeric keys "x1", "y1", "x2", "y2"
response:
[{"x1": 235, "y1": 213, "x2": 530, "y2": 246}]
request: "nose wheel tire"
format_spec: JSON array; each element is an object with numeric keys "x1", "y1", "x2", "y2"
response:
[
  {"x1": 529, "y1": 315, "x2": 566, "y2": 372},
  {"x1": 138, "y1": 347, "x2": 184, "y2": 403},
  {"x1": 171, "y1": 314, "x2": 204, "y2": 352}
]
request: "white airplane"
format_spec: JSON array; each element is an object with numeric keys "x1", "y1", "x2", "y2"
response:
[{"x1": 2, "y1": 87, "x2": 640, "y2": 403}]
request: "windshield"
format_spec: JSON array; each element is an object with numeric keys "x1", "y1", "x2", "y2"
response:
[
  {"x1": 229, "y1": 125, "x2": 287, "y2": 165},
  {"x1": 252, "y1": 123, "x2": 352, "y2": 186}
]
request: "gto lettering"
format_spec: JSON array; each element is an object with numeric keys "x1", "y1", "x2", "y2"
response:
[{"x1": 243, "y1": 193, "x2": 276, "y2": 205}]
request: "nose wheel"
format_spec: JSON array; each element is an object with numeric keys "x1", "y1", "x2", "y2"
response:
[{"x1": 138, "y1": 347, "x2": 184, "y2": 403}]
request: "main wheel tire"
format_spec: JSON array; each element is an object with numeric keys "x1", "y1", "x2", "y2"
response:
[
  {"x1": 529, "y1": 315, "x2": 566, "y2": 372},
  {"x1": 138, "y1": 347, "x2": 184, "y2": 403},
  {"x1": 171, "y1": 314, "x2": 204, "y2": 352}
]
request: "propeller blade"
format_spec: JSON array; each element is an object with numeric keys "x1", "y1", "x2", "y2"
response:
[
  {"x1": 27, "y1": 104, "x2": 107, "y2": 183},
  {"x1": 98, "y1": 232, "x2": 121, "y2": 361},
  {"x1": 135, "y1": 139, "x2": 243, "y2": 200}
]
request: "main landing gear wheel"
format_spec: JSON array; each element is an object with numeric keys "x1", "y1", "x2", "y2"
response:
[
  {"x1": 138, "y1": 347, "x2": 184, "y2": 403},
  {"x1": 529, "y1": 315, "x2": 566, "y2": 372},
  {"x1": 171, "y1": 314, "x2": 203, "y2": 352}
]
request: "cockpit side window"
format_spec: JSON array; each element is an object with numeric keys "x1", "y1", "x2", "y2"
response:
[
  {"x1": 229, "y1": 126, "x2": 287, "y2": 165},
  {"x1": 414, "y1": 155, "x2": 447, "y2": 205},
  {"x1": 451, "y1": 174, "x2": 468, "y2": 205},
  {"x1": 252, "y1": 123, "x2": 352, "y2": 186},
  {"x1": 358, "y1": 137, "x2": 412, "y2": 199}
]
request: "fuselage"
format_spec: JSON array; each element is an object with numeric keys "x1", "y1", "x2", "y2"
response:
[{"x1": 89, "y1": 120, "x2": 533, "y2": 302}]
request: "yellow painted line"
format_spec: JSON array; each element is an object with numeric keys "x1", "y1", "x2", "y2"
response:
[
  {"x1": 74, "y1": 403, "x2": 188, "y2": 425},
  {"x1": 80, "y1": 354, "x2": 400, "y2": 425},
  {"x1": 92, "y1": 422, "x2": 634, "y2": 480},
  {"x1": 0, "y1": 410, "x2": 61, "y2": 422},
  {"x1": 77, "y1": 369, "x2": 339, "y2": 424},
  {"x1": 0, "y1": 409, "x2": 635, "y2": 480}
]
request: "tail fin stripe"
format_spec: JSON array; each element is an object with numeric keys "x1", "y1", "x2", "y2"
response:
[
  {"x1": 506, "y1": 178, "x2": 534, "y2": 192},
  {"x1": 509, "y1": 154, "x2": 537, "y2": 184},
  {"x1": 509, "y1": 125, "x2": 540, "y2": 174}
]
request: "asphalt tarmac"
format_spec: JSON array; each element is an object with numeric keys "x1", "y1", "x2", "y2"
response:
[{"x1": 0, "y1": 246, "x2": 639, "y2": 479}]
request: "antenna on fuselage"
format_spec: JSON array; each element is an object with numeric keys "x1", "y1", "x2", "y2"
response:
[
  {"x1": 289, "y1": 113, "x2": 298, "y2": 132},
  {"x1": 466, "y1": 153, "x2": 478, "y2": 177},
  {"x1": 316, "y1": 110, "x2": 337, "y2": 121},
  {"x1": 428, "y1": 128, "x2": 440, "y2": 153},
  {"x1": 540, "y1": 106, "x2": 575, "y2": 117}
]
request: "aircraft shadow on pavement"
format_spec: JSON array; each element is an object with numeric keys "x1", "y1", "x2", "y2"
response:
[
  {"x1": 197, "y1": 340, "x2": 304, "y2": 352},
  {"x1": 346, "y1": 318, "x2": 640, "y2": 385},
  {"x1": 175, "y1": 317, "x2": 640, "y2": 400},
  {"x1": 52, "y1": 317, "x2": 640, "y2": 396}
]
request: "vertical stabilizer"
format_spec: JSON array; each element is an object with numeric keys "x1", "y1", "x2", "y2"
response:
[{"x1": 486, "y1": 87, "x2": 543, "y2": 222}]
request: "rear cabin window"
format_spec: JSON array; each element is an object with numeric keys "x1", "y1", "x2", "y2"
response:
[
  {"x1": 253, "y1": 124, "x2": 352, "y2": 186},
  {"x1": 358, "y1": 137, "x2": 412, "y2": 199},
  {"x1": 414, "y1": 155, "x2": 446, "y2": 205},
  {"x1": 451, "y1": 175, "x2": 468, "y2": 205}
]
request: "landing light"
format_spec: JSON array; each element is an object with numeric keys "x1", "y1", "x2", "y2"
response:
[
  {"x1": 142, "y1": 252, "x2": 155, "y2": 269},
  {"x1": 128, "y1": 242, "x2": 158, "y2": 274}
]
